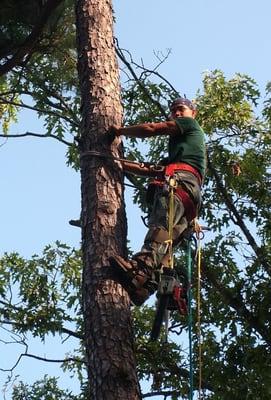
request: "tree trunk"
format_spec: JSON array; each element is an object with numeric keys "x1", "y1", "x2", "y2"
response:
[{"x1": 75, "y1": 0, "x2": 141, "y2": 399}]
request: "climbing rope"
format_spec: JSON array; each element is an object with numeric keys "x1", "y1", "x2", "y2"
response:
[
  {"x1": 187, "y1": 237, "x2": 193, "y2": 400},
  {"x1": 188, "y1": 221, "x2": 205, "y2": 400},
  {"x1": 196, "y1": 231, "x2": 203, "y2": 400}
]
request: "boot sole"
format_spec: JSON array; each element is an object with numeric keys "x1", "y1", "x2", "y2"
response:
[{"x1": 109, "y1": 256, "x2": 149, "y2": 306}]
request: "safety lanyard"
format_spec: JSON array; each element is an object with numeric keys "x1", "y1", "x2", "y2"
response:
[{"x1": 167, "y1": 177, "x2": 177, "y2": 269}]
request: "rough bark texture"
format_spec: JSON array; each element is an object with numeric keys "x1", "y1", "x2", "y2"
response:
[{"x1": 75, "y1": 0, "x2": 141, "y2": 399}]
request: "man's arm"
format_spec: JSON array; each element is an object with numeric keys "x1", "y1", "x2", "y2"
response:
[
  {"x1": 121, "y1": 160, "x2": 164, "y2": 177},
  {"x1": 111, "y1": 121, "x2": 178, "y2": 138}
]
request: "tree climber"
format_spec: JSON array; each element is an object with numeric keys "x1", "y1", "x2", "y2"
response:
[{"x1": 109, "y1": 98, "x2": 206, "y2": 306}]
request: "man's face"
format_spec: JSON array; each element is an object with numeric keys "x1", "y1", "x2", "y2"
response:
[{"x1": 170, "y1": 104, "x2": 197, "y2": 119}]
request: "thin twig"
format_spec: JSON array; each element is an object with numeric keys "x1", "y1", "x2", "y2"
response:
[{"x1": 114, "y1": 39, "x2": 169, "y2": 119}]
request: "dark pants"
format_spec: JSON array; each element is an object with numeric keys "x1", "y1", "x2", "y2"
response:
[{"x1": 134, "y1": 171, "x2": 201, "y2": 269}]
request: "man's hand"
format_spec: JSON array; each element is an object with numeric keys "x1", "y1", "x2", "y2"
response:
[
  {"x1": 109, "y1": 125, "x2": 122, "y2": 137},
  {"x1": 105, "y1": 125, "x2": 122, "y2": 144}
]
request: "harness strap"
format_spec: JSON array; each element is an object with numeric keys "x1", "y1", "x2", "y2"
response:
[
  {"x1": 148, "y1": 180, "x2": 197, "y2": 223},
  {"x1": 165, "y1": 162, "x2": 202, "y2": 185},
  {"x1": 174, "y1": 188, "x2": 197, "y2": 222}
]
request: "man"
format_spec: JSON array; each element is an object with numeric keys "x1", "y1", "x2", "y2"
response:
[{"x1": 110, "y1": 97, "x2": 206, "y2": 306}]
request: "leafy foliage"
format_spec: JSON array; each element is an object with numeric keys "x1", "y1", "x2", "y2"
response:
[
  {"x1": 0, "y1": 76, "x2": 18, "y2": 133},
  {"x1": 0, "y1": 243, "x2": 86, "y2": 398},
  {"x1": 0, "y1": 0, "x2": 80, "y2": 167},
  {"x1": 0, "y1": 243, "x2": 82, "y2": 337},
  {"x1": 12, "y1": 376, "x2": 81, "y2": 400}
]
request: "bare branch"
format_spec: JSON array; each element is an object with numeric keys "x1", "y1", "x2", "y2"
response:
[
  {"x1": 142, "y1": 390, "x2": 181, "y2": 398},
  {"x1": 0, "y1": 352, "x2": 83, "y2": 373},
  {"x1": 0, "y1": 131, "x2": 73, "y2": 146},
  {"x1": 114, "y1": 40, "x2": 169, "y2": 119},
  {"x1": 135, "y1": 51, "x2": 179, "y2": 95},
  {"x1": 61, "y1": 327, "x2": 83, "y2": 340},
  {"x1": 69, "y1": 219, "x2": 81, "y2": 227},
  {"x1": 22, "y1": 353, "x2": 83, "y2": 364}
]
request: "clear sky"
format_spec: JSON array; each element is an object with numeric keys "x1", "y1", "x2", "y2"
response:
[{"x1": 0, "y1": 0, "x2": 271, "y2": 398}]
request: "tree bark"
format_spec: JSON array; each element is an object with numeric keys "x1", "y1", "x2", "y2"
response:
[{"x1": 75, "y1": 1, "x2": 141, "y2": 398}]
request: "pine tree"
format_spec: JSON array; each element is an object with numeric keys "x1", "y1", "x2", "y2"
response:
[{"x1": 75, "y1": 0, "x2": 141, "y2": 398}]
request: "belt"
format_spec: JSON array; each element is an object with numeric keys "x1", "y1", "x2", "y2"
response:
[{"x1": 165, "y1": 163, "x2": 202, "y2": 185}]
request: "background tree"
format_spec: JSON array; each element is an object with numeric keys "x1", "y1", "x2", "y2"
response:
[{"x1": 0, "y1": 1, "x2": 270, "y2": 400}]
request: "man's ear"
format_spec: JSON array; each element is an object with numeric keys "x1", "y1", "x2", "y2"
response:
[{"x1": 192, "y1": 109, "x2": 197, "y2": 118}]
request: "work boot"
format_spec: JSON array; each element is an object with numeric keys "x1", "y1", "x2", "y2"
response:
[{"x1": 109, "y1": 254, "x2": 158, "y2": 306}]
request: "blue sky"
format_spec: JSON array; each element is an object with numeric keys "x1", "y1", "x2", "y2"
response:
[
  {"x1": 0, "y1": 0, "x2": 271, "y2": 398},
  {"x1": 114, "y1": 0, "x2": 271, "y2": 98}
]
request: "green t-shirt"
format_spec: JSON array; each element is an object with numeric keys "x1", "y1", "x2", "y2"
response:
[{"x1": 168, "y1": 117, "x2": 206, "y2": 178}]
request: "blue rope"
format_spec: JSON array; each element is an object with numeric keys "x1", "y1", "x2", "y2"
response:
[{"x1": 187, "y1": 238, "x2": 193, "y2": 400}]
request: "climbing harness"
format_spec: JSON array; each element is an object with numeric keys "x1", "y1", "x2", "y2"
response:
[
  {"x1": 150, "y1": 158, "x2": 204, "y2": 341},
  {"x1": 146, "y1": 162, "x2": 201, "y2": 224}
]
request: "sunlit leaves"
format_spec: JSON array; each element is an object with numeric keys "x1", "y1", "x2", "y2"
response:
[
  {"x1": 12, "y1": 376, "x2": 80, "y2": 400},
  {"x1": 196, "y1": 70, "x2": 260, "y2": 134},
  {"x1": 0, "y1": 76, "x2": 19, "y2": 133},
  {"x1": 0, "y1": 242, "x2": 82, "y2": 338}
]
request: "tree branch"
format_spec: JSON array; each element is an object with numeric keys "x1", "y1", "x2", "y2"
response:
[
  {"x1": 115, "y1": 40, "x2": 169, "y2": 119},
  {"x1": 134, "y1": 50, "x2": 179, "y2": 95},
  {"x1": 203, "y1": 262, "x2": 271, "y2": 346},
  {"x1": 0, "y1": 0, "x2": 64, "y2": 76},
  {"x1": 0, "y1": 352, "x2": 83, "y2": 373},
  {"x1": 13, "y1": 68, "x2": 81, "y2": 126},
  {"x1": 0, "y1": 319, "x2": 83, "y2": 340},
  {"x1": 0, "y1": 97, "x2": 79, "y2": 128},
  {"x1": 0, "y1": 131, "x2": 73, "y2": 146},
  {"x1": 21, "y1": 352, "x2": 83, "y2": 364},
  {"x1": 207, "y1": 152, "x2": 271, "y2": 276},
  {"x1": 142, "y1": 390, "x2": 181, "y2": 398},
  {"x1": 137, "y1": 347, "x2": 213, "y2": 393}
]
